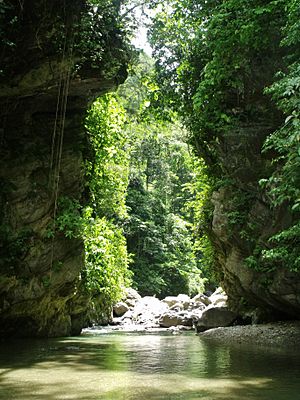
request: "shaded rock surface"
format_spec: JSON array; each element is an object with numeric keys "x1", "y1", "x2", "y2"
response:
[
  {"x1": 195, "y1": 307, "x2": 238, "y2": 333},
  {"x1": 113, "y1": 302, "x2": 129, "y2": 317},
  {"x1": 0, "y1": 0, "x2": 129, "y2": 337},
  {"x1": 205, "y1": 121, "x2": 300, "y2": 320}
]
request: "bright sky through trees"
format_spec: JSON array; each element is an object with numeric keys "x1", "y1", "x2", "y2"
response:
[
  {"x1": 129, "y1": 5, "x2": 153, "y2": 55},
  {"x1": 132, "y1": 25, "x2": 152, "y2": 55}
]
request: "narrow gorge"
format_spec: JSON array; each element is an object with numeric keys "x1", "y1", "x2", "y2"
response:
[{"x1": 0, "y1": 0, "x2": 300, "y2": 339}]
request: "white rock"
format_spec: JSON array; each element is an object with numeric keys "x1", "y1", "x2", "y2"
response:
[
  {"x1": 125, "y1": 287, "x2": 141, "y2": 301},
  {"x1": 170, "y1": 302, "x2": 184, "y2": 311},
  {"x1": 192, "y1": 293, "x2": 211, "y2": 306},
  {"x1": 209, "y1": 287, "x2": 228, "y2": 306},
  {"x1": 159, "y1": 312, "x2": 184, "y2": 328},
  {"x1": 162, "y1": 296, "x2": 179, "y2": 307}
]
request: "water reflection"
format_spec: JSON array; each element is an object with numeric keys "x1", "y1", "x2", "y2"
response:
[{"x1": 0, "y1": 331, "x2": 300, "y2": 399}]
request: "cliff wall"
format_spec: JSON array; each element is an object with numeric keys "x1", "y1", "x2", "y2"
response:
[
  {"x1": 187, "y1": 2, "x2": 300, "y2": 322},
  {"x1": 0, "y1": 0, "x2": 128, "y2": 337}
]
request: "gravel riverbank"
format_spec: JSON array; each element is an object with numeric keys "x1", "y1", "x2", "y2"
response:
[{"x1": 200, "y1": 321, "x2": 300, "y2": 348}]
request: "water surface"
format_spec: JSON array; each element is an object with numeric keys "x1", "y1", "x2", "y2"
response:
[{"x1": 0, "y1": 330, "x2": 300, "y2": 399}]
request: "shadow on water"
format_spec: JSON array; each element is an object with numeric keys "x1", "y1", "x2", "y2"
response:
[
  {"x1": 0, "y1": 337, "x2": 123, "y2": 369},
  {"x1": 0, "y1": 332, "x2": 300, "y2": 399},
  {"x1": 0, "y1": 374, "x2": 298, "y2": 400}
]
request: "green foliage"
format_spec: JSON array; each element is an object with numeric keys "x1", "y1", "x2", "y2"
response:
[
  {"x1": 183, "y1": 157, "x2": 217, "y2": 286},
  {"x1": 44, "y1": 196, "x2": 83, "y2": 239},
  {"x1": 125, "y1": 158, "x2": 201, "y2": 297},
  {"x1": 41, "y1": 93, "x2": 132, "y2": 315},
  {"x1": 56, "y1": 196, "x2": 83, "y2": 238},
  {"x1": 82, "y1": 208, "x2": 132, "y2": 305},
  {"x1": 41, "y1": 276, "x2": 51, "y2": 288},
  {"x1": 74, "y1": 1, "x2": 132, "y2": 75},
  {"x1": 183, "y1": 157, "x2": 212, "y2": 228},
  {"x1": 193, "y1": 235, "x2": 217, "y2": 288},
  {"x1": 118, "y1": 52, "x2": 157, "y2": 116},
  {"x1": 252, "y1": 0, "x2": 300, "y2": 273},
  {"x1": 82, "y1": 93, "x2": 132, "y2": 308},
  {"x1": 150, "y1": 0, "x2": 286, "y2": 167},
  {"x1": 117, "y1": 57, "x2": 209, "y2": 297},
  {"x1": 0, "y1": 0, "x2": 131, "y2": 82},
  {"x1": 45, "y1": 92, "x2": 133, "y2": 310},
  {"x1": 149, "y1": 0, "x2": 300, "y2": 283},
  {"x1": 263, "y1": 64, "x2": 300, "y2": 210},
  {"x1": 85, "y1": 94, "x2": 129, "y2": 220}
]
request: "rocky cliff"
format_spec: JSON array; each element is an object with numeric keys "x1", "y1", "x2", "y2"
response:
[
  {"x1": 210, "y1": 162, "x2": 300, "y2": 322},
  {"x1": 0, "y1": 0, "x2": 129, "y2": 337},
  {"x1": 149, "y1": 1, "x2": 300, "y2": 322},
  {"x1": 181, "y1": 2, "x2": 300, "y2": 323},
  {"x1": 206, "y1": 107, "x2": 299, "y2": 321}
]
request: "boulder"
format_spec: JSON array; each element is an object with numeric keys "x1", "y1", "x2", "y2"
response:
[
  {"x1": 170, "y1": 302, "x2": 184, "y2": 311},
  {"x1": 191, "y1": 301, "x2": 206, "y2": 311},
  {"x1": 119, "y1": 288, "x2": 142, "y2": 311},
  {"x1": 195, "y1": 306, "x2": 237, "y2": 333},
  {"x1": 125, "y1": 288, "x2": 141, "y2": 301},
  {"x1": 113, "y1": 302, "x2": 129, "y2": 317},
  {"x1": 187, "y1": 309, "x2": 203, "y2": 321},
  {"x1": 177, "y1": 294, "x2": 191, "y2": 309},
  {"x1": 162, "y1": 296, "x2": 180, "y2": 307},
  {"x1": 163, "y1": 294, "x2": 191, "y2": 309},
  {"x1": 124, "y1": 299, "x2": 136, "y2": 309},
  {"x1": 131, "y1": 296, "x2": 168, "y2": 325},
  {"x1": 159, "y1": 311, "x2": 193, "y2": 328},
  {"x1": 192, "y1": 293, "x2": 211, "y2": 306},
  {"x1": 209, "y1": 287, "x2": 228, "y2": 307},
  {"x1": 159, "y1": 312, "x2": 183, "y2": 327}
]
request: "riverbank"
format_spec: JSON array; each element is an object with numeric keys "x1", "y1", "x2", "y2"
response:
[
  {"x1": 200, "y1": 321, "x2": 300, "y2": 347},
  {"x1": 111, "y1": 289, "x2": 300, "y2": 348}
]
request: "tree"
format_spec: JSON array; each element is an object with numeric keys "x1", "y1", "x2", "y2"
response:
[
  {"x1": 82, "y1": 93, "x2": 132, "y2": 319},
  {"x1": 118, "y1": 55, "x2": 208, "y2": 297},
  {"x1": 148, "y1": 0, "x2": 300, "y2": 300}
]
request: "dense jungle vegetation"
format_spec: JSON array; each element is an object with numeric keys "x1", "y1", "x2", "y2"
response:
[
  {"x1": 147, "y1": 0, "x2": 300, "y2": 277},
  {"x1": 0, "y1": 0, "x2": 299, "y2": 329},
  {"x1": 83, "y1": 53, "x2": 213, "y2": 302},
  {"x1": 70, "y1": 0, "x2": 300, "y2": 307}
]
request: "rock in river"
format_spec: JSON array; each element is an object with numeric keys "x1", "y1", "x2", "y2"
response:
[{"x1": 195, "y1": 306, "x2": 238, "y2": 333}]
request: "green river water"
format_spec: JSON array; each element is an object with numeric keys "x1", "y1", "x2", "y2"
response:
[{"x1": 0, "y1": 329, "x2": 300, "y2": 399}]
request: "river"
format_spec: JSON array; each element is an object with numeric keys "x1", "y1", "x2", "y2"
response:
[{"x1": 1, "y1": 329, "x2": 300, "y2": 399}]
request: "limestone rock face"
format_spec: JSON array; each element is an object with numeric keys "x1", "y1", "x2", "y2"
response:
[
  {"x1": 0, "y1": 0, "x2": 128, "y2": 337},
  {"x1": 208, "y1": 131, "x2": 300, "y2": 321}
]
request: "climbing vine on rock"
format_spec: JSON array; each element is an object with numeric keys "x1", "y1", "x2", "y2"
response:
[{"x1": 249, "y1": 0, "x2": 300, "y2": 273}]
